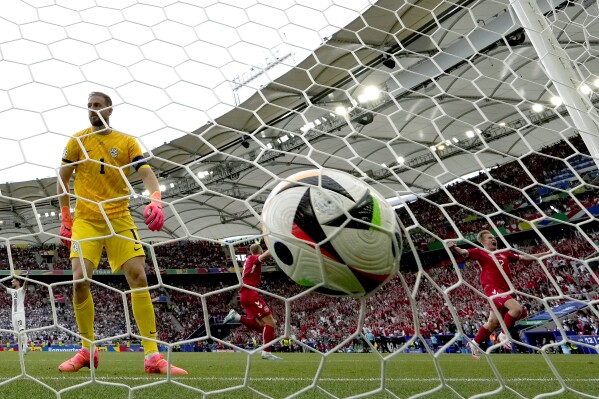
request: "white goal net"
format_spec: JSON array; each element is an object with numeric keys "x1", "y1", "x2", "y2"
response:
[{"x1": 0, "y1": 0, "x2": 598, "y2": 398}]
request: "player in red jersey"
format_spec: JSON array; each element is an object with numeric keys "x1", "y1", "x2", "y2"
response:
[
  {"x1": 224, "y1": 243, "x2": 282, "y2": 360},
  {"x1": 448, "y1": 230, "x2": 550, "y2": 359}
]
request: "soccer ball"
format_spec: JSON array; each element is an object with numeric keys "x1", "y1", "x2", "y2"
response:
[{"x1": 261, "y1": 169, "x2": 401, "y2": 297}]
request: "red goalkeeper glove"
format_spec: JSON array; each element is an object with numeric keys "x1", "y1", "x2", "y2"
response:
[
  {"x1": 60, "y1": 207, "x2": 73, "y2": 248},
  {"x1": 144, "y1": 191, "x2": 164, "y2": 232}
]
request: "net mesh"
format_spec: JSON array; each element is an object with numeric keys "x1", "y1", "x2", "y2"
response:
[{"x1": 0, "y1": 0, "x2": 598, "y2": 398}]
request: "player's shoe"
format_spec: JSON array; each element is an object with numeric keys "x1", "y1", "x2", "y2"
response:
[
  {"x1": 466, "y1": 342, "x2": 481, "y2": 360},
  {"x1": 223, "y1": 309, "x2": 238, "y2": 324},
  {"x1": 261, "y1": 351, "x2": 283, "y2": 361},
  {"x1": 144, "y1": 354, "x2": 188, "y2": 375},
  {"x1": 498, "y1": 332, "x2": 512, "y2": 351},
  {"x1": 58, "y1": 348, "x2": 99, "y2": 372}
]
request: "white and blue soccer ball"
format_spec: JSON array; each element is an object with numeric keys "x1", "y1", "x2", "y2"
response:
[{"x1": 262, "y1": 169, "x2": 401, "y2": 297}]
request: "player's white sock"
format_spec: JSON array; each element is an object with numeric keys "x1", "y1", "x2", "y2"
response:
[{"x1": 145, "y1": 352, "x2": 160, "y2": 360}]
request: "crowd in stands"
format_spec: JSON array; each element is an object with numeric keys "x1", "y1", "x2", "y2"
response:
[
  {"x1": 399, "y1": 134, "x2": 599, "y2": 249},
  {"x1": 0, "y1": 233, "x2": 597, "y2": 350},
  {"x1": 0, "y1": 134, "x2": 598, "y2": 352}
]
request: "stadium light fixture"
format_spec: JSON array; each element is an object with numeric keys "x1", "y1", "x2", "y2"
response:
[
  {"x1": 438, "y1": 144, "x2": 446, "y2": 150},
  {"x1": 170, "y1": 182, "x2": 175, "y2": 188},
  {"x1": 452, "y1": 137, "x2": 459, "y2": 143},
  {"x1": 397, "y1": 156, "x2": 404, "y2": 164},
  {"x1": 335, "y1": 106, "x2": 348, "y2": 115},
  {"x1": 466, "y1": 130, "x2": 475, "y2": 138},
  {"x1": 44, "y1": 212, "x2": 49, "y2": 217},
  {"x1": 159, "y1": 185, "x2": 166, "y2": 192},
  {"x1": 580, "y1": 84, "x2": 591, "y2": 95},
  {"x1": 382, "y1": 54, "x2": 396, "y2": 69},
  {"x1": 594, "y1": 79, "x2": 599, "y2": 88},
  {"x1": 498, "y1": 122, "x2": 506, "y2": 127},
  {"x1": 550, "y1": 96, "x2": 563, "y2": 106},
  {"x1": 358, "y1": 86, "x2": 380, "y2": 103},
  {"x1": 532, "y1": 103, "x2": 544, "y2": 112},
  {"x1": 357, "y1": 112, "x2": 374, "y2": 126},
  {"x1": 364, "y1": 86, "x2": 380, "y2": 100}
]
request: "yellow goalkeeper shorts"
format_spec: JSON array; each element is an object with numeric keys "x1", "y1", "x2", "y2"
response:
[{"x1": 70, "y1": 215, "x2": 146, "y2": 272}]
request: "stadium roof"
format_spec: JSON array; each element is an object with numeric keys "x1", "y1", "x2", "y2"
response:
[{"x1": 0, "y1": 0, "x2": 597, "y2": 245}]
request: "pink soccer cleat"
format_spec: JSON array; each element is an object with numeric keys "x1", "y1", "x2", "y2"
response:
[
  {"x1": 498, "y1": 332, "x2": 513, "y2": 351},
  {"x1": 58, "y1": 348, "x2": 99, "y2": 372},
  {"x1": 144, "y1": 354, "x2": 188, "y2": 375},
  {"x1": 467, "y1": 341, "x2": 481, "y2": 360}
]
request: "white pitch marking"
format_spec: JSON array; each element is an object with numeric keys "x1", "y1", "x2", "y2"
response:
[{"x1": 3, "y1": 377, "x2": 599, "y2": 382}]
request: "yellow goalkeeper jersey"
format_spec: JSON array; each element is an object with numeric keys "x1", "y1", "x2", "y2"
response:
[{"x1": 61, "y1": 127, "x2": 150, "y2": 221}]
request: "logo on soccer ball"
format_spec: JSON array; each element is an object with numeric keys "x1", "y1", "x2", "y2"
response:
[
  {"x1": 71, "y1": 241, "x2": 79, "y2": 252},
  {"x1": 110, "y1": 148, "x2": 118, "y2": 158},
  {"x1": 62, "y1": 148, "x2": 67, "y2": 158}
]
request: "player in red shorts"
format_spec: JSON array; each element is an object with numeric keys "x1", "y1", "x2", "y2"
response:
[
  {"x1": 224, "y1": 243, "x2": 282, "y2": 360},
  {"x1": 449, "y1": 230, "x2": 550, "y2": 359}
]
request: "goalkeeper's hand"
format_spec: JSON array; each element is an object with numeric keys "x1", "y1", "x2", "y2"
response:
[
  {"x1": 60, "y1": 207, "x2": 73, "y2": 248},
  {"x1": 144, "y1": 191, "x2": 164, "y2": 232}
]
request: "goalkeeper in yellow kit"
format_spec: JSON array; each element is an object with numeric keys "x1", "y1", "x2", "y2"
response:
[{"x1": 57, "y1": 92, "x2": 187, "y2": 375}]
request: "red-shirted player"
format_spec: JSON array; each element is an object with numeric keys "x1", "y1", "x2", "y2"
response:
[
  {"x1": 448, "y1": 230, "x2": 550, "y2": 359},
  {"x1": 223, "y1": 243, "x2": 283, "y2": 361}
]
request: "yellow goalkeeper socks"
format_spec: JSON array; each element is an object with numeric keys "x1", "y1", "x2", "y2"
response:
[
  {"x1": 74, "y1": 293, "x2": 95, "y2": 349},
  {"x1": 131, "y1": 290, "x2": 158, "y2": 356}
]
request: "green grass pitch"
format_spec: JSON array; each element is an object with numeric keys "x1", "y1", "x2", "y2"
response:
[{"x1": 0, "y1": 352, "x2": 597, "y2": 398}]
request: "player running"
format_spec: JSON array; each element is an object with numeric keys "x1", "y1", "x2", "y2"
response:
[
  {"x1": 224, "y1": 243, "x2": 283, "y2": 360},
  {"x1": 448, "y1": 230, "x2": 550, "y2": 359}
]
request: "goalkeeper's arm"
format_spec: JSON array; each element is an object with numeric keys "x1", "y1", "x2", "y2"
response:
[
  {"x1": 57, "y1": 164, "x2": 75, "y2": 247},
  {"x1": 139, "y1": 166, "x2": 164, "y2": 231}
]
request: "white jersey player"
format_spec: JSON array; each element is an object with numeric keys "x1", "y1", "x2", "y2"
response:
[{"x1": 6, "y1": 275, "x2": 28, "y2": 353}]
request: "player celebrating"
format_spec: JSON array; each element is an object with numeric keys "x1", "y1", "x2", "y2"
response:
[
  {"x1": 57, "y1": 92, "x2": 187, "y2": 375},
  {"x1": 224, "y1": 243, "x2": 283, "y2": 360},
  {"x1": 448, "y1": 230, "x2": 550, "y2": 359},
  {"x1": 5, "y1": 274, "x2": 29, "y2": 354}
]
